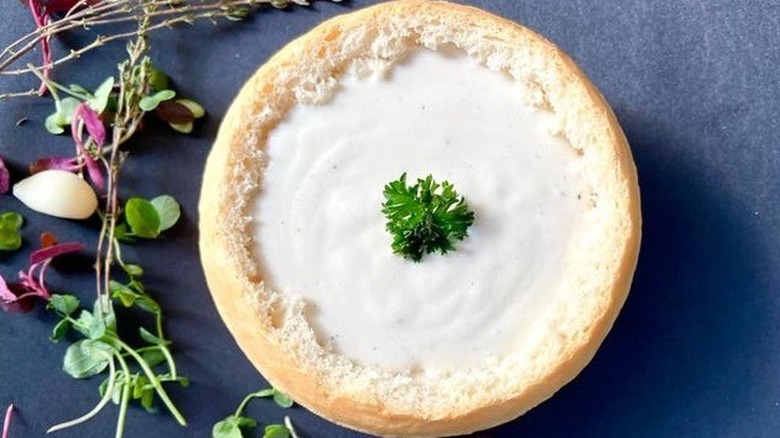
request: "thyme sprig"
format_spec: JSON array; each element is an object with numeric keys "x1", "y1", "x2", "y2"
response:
[{"x1": 0, "y1": 0, "x2": 341, "y2": 97}]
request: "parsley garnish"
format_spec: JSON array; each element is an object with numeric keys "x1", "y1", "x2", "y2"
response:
[{"x1": 381, "y1": 173, "x2": 475, "y2": 262}]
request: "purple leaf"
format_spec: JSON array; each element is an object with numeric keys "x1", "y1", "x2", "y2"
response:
[
  {"x1": 76, "y1": 103, "x2": 106, "y2": 147},
  {"x1": 29, "y1": 242, "x2": 84, "y2": 265},
  {"x1": 0, "y1": 274, "x2": 15, "y2": 305},
  {"x1": 71, "y1": 103, "x2": 105, "y2": 189},
  {"x1": 0, "y1": 275, "x2": 36, "y2": 313},
  {"x1": 156, "y1": 101, "x2": 195, "y2": 125},
  {"x1": 0, "y1": 156, "x2": 9, "y2": 194},
  {"x1": 29, "y1": 156, "x2": 80, "y2": 174},
  {"x1": 38, "y1": 0, "x2": 101, "y2": 14}
]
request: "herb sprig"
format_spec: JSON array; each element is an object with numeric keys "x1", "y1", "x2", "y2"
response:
[
  {"x1": 382, "y1": 173, "x2": 475, "y2": 262},
  {"x1": 0, "y1": 0, "x2": 342, "y2": 98},
  {"x1": 213, "y1": 388, "x2": 298, "y2": 438}
]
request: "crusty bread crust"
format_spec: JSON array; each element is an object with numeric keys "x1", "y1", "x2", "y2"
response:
[{"x1": 199, "y1": 1, "x2": 641, "y2": 436}]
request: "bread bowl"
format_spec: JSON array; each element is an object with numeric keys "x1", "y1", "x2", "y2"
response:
[{"x1": 199, "y1": 1, "x2": 641, "y2": 436}]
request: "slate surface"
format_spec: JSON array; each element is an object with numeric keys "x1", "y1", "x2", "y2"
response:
[{"x1": 1, "y1": 1, "x2": 779, "y2": 437}]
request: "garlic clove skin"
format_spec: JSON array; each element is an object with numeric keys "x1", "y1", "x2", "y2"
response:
[{"x1": 13, "y1": 170, "x2": 98, "y2": 220}]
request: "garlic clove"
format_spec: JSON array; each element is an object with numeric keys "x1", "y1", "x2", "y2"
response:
[{"x1": 13, "y1": 170, "x2": 98, "y2": 220}]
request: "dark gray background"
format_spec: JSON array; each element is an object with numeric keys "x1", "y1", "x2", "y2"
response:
[{"x1": 1, "y1": 0, "x2": 779, "y2": 436}]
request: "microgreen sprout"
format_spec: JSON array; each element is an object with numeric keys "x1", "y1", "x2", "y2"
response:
[
  {"x1": 212, "y1": 388, "x2": 296, "y2": 438},
  {"x1": 117, "y1": 195, "x2": 181, "y2": 241},
  {"x1": 0, "y1": 238, "x2": 82, "y2": 312}
]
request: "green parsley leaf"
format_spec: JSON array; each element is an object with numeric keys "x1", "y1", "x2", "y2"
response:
[
  {"x1": 150, "y1": 195, "x2": 181, "y2": 232},
  {"x1": 125, "y1": 197, "x2": 161, "y2": 238},
  {"x1": 381, "y1": 173, "x2": 475, "y2": 262}
]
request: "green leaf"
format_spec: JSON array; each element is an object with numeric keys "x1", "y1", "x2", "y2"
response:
[
  {"x1": 114, "y1": 222, "x2": 135, "y2": 243},
  {"x1": 124, "y1": 264, "x2": 144, "y2": 277},
  {"x1": 133, "y1": 375, "x2": 149, "y2": 399},
  {"x1": 47, "y1": 294, "x2": 81, "y2": 316},
  {"x1": 63, "y1": 340, "x2": 113, "y2": 379},
  {"x1": 69, "y1": 83, "x2": 90, "y2": 95},
  {"x1": 88, "y1": 77, "x2": 114, "y2": 113},
  {"x1": 110, "y1": 372, "x2": 126, "y2": 404},
  {"x1": 44, "y1": 113, "x2": 65, "y2": 134},
  {"x1": 249, "y1": 389, "x2": 275, "y2": 398},
  {"x1": 128, "y1": 279, "x2": 145, "y2": 294},
  {"x1": 50, "y1": 319, "x2": 70, "y2": 342},
  {"x1": 110, "y1": 280, "x2": 138, "y2": 307},
  {"x1": 263, "y1": 424, "x2": 290, "y2": 438},
  {"x1": 98, "y1": 374, "x2": 110, "y2": 397},
  {"x1": 150, "y1": 195, "x2": 181, "y2": 232},
  {"x1": 141, "y1": 349, "x2": 166, "y2": 368},
  {"x1": 175, "y1": 376, "x2": 191, "y2": 387},
  {"x1": 139, "y1": 90, "x2": 176, "y2": 112},
  {"x1": 175, "y1": 99, "x2": 206, "y2": 119},
  {"x1": 212, "y1": 417, "x2": 245, "y2": 438},
  {"x1": 125, "y1": 197, "x2": 161, "y2": 238},
  {"x1": 272, "y1": 391, "x2": 294, "y2": 409},
  {"x1": 87, "y1": 315, "x2": 107, "y2": 339},
  {"x1": 0, "y1": 228, "x2": 22, "y2": 251},
  {"x1": 45, "y1": 97, "x2": 81, "y2": 135},
  {"x1": 139, "y1": 327, "x2": 168, "y2": 346},
  {"x1": 0, "y1": 212, "x2": 23, "y2": 229},
  {"x1": 135, "y1": 296, "x2": 161, "y2": 314},
  {"x1": 148, "y1": 67, "x2": 170, "y2": 92},
  {"x1": 94, "y1": 295, "x2": 117, "y2": 334},
  {"x1": 73, "y1": 309, "x2": 104, "y2": 339},
  {"x1": 168, "y1": 121, "x2": 194, "y2": 134},
  {"x1": 140, "y1": 387, "x2": 156, "y2": 412}
]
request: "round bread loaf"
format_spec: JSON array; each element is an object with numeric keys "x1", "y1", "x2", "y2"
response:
[{"x1": 199, "y1": 1, "x2": 641, "y2": 436}]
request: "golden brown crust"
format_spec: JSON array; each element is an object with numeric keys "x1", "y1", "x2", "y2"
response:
[{"x1": 199, "y1": 1, "x2": 641, "y2": 436}]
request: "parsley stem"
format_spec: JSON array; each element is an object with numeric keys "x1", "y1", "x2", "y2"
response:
[
  {"x1": 47, "y1": 355, "x2": 117, "y2": 434},
  {"x1": 116, "y1": 340, "x2": 187, "y2": 426}
]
